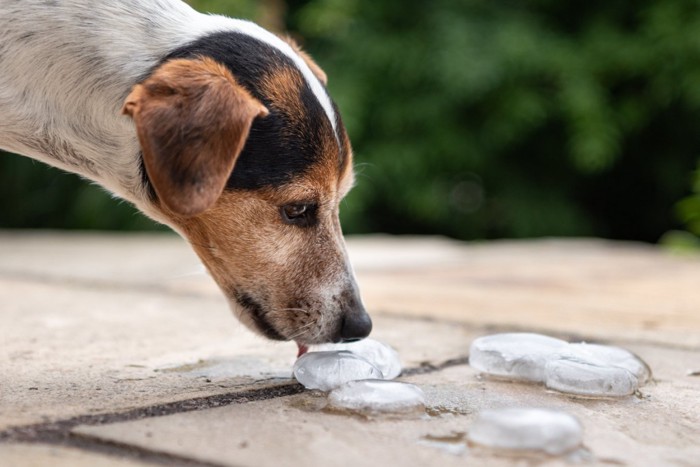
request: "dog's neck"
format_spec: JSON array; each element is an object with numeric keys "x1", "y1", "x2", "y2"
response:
[{"x1": 0, "y1": 0, "x2": 309, "y2": 222}]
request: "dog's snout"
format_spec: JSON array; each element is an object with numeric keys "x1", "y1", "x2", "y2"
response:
[{"x1": 339, "y1": 294, "x2": 372, "y2": 343}]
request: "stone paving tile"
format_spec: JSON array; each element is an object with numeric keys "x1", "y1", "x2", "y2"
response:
[
  {"x1": 2, "y1": 232, "x2": 699, "y2": 348},
  {"x1": 0, "y1": 276, "x2": 260, "y2": 430},
  {"x1": 0, "y1": 443, "x2": 151, "y2": 467},
  {"x1": 0, "y1": 231, "x2": 203, "y2": 292},
  {"x1": 357, "y1": 239, "x2": 700, "y2": 348},
  {"x1": 0, "y1": 270, "x2": 472, "y2": 430},
  {"x1": 403, "y1": 342, "x2": 700, "y2": 466},
  {"x1": 2, "y1": 232, "x2": 700, "y2": 466},
  {"x1": 71, "y1": 339, "x2": 700, "y2": 467},
  {"x1": 70, "y1": 390, "x2": 502, "y2": 467}
]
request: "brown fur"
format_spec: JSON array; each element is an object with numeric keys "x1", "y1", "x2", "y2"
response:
[
  {"x1": 122, "y1": 57, "x2": 268, "y2": 217},
  {"x1": 259, "y1": 66, "x2": 306, "y2": 122},
  {"x1": 280, "y1": 35, "x2": 328, "y2": 85}
]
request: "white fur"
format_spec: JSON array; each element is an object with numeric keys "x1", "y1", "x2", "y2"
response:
[{"x1": 0, "y1": 0, "x2": 335, "y2": 223}]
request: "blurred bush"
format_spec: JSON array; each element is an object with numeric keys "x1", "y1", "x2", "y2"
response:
[
  {"x1": 2, "y1": 0, "x2": 700, "y2": 242},
  {"x1": 291, "y1": 0, "x2": 700, "y2": 241}
]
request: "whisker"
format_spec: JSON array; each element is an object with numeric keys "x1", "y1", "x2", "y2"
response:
[
  {"x1": 306, "y1": 313, "x2": 326, "y2": 342},
  {"x1": 286, "y1": 321, "x2": 315, "y2": 341}
]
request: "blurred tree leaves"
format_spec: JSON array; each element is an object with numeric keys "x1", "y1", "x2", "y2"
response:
[
  {"x1": 289, "y1": 0, "x2": 700, "y2": 240},
  {"x1": 2, "y1": 0, "x2": 700, "y2": 242}
]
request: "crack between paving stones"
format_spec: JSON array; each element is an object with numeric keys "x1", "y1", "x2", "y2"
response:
[
  {"x1": 0, "y1": 383, "x2": 303, "y2": 466},
  {"x1": 67, "y1": 433, "x2": 230, "y2": 467},
  {"x1": 0, "y1": 357, "x2": 470, "y2": 466}
]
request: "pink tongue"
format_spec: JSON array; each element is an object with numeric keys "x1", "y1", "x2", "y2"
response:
[{"x1": 296, "y1": 343, "x2": 309, "y2": 358}]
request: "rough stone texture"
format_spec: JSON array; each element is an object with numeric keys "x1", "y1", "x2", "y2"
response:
[
  {"x1": 69, "y1": 341, "x2": 700, "y2": 467},
  {"x1": 71, "y1": 392, "x2": 505, "y2": 467},
  {"x1": 0, "y1": 443, "x2": 151, "y2": 467},
  {"x1": 0, "y1": 277, "x2": 467, "y2": 429},
  {"x1": 0, "y1": 235, "x2": 471, "y2": 430},
  {"x1": 1, "y1": 232, "x2": 700, "y2": 466},
  {"x1": 353, "y1": 237, "x2": 700, "y2": 348},
  {"x1": 404, "y1": 345, "x2": 700, "y2": 466}
]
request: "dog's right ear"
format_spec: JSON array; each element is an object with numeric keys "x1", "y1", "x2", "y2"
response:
[{"x1": 122, "y1": 57, "x2": 268, "y2": 217}]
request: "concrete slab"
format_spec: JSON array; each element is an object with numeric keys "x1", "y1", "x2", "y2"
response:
[
  {"x1": 357, "y1": 238, "x2": 700, "y2": 348},
  {"x1": 0, "y1": 443, "x2": 149, "y2": 467},
  {"x1": 2, "y1": 232, "x2": 699, "y2": 347},
  {"x1": 70, "y1": 388, "x2": 507, "y2": 467},
  {"x1": 404, "y1": 342, "x2": 700, "y2": 466},
  {"x1": 0, "y1": 274, "x2": 271, "y2": 429},
  {"x1": 71, "y1": 340, "x2": 700, "y2": 466},
  {"x1": 2, "y1": 232, "x2": 700, "y2": 466},
  {"x1": 0, "y1": 268, "x2": 471, "y2": 429}
]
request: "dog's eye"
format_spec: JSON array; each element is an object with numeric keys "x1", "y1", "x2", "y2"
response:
[{"x1": 280, "y1": 203, "x2": 316, "y2": 227}]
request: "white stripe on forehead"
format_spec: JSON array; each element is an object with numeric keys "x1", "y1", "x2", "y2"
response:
[{"x1": 186, "y1": 16, "x2": 338, "y2": 135}]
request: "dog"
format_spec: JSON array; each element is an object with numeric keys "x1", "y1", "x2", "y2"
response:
[{"x1": 0, "y1": 0, "x2": 372, "y2": 353}]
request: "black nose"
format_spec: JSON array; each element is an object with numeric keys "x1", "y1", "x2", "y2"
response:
[{"x1": 340, "y1": 304, "x2": 373, "y2": 343}]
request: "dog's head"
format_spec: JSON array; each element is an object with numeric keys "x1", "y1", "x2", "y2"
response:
[{"x1": 122, "y1": 31, "x2": 371, "y2": 346}]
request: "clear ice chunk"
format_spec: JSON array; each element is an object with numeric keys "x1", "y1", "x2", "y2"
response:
[
  {"x1": 559, "y1": 343, "x2": 650, "y2": 384},
  {"x1": 545, "y1": 358, "x2": 639, "y2": 397},
  {"x1": 293, "y1": 351, "x2": 383, "y2": 391},
  {"x1": 469, "y1": 333, "x2": 568, "y2": 382},
  {"x1": 467, "y1": 407, "x2": 583, "y2": 455},
  {"x1": 469, "y1": 333, "x2": 651, "y2": 397},
  {"x1": 327, "y1": 379, "x2": 425, "y2": 414},
  {"x1": 313, "y1": 338, "x2": 402, "y2": 379}
]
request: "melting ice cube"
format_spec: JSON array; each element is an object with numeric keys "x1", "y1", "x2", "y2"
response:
[
  {"x1": 327, "y1": 380, "x2": 425, "y2": 414},
  {"x1": 293, "y1": 351, "x2": 383, "y2": 391},
  {"x1": 467, "y1": 407, "x2": 583, "y2": 455},
  {"x1": 468, "y1": 333, "x2": 651, "y2": 397},
  {"x1": 314, "y1": 338, "x2": 402, "y2": 379},
  {"x1": 560, "y1": 343, "x2": 650, "y2": 384},
  {"x1": 545, "y1": 358, "x2": 639, "y2": 397},
  {"x1": 469, "y1": 333, "x2": 568, "y2": 382},
  {"x1": 544, "y1": 343, "x2": 649, "y2": 397}
]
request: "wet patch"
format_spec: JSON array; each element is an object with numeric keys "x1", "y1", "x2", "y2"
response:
[
  {"x1": 418, "y1": 432, "x2": 468, "y2": 456},
  {"x1": 425, "y1": 405, "x2": 470, "y2": 417}
]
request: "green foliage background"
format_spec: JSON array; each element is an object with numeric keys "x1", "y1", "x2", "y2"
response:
[{"x1": 2, "y1": 0, "x2": 700, "y2": 242}]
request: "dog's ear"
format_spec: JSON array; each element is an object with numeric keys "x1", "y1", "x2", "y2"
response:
[
  {"x1": 281, "y1": 36, "x2": 328, "y2": 85},
  {"x1": 122, "y1": 57, "x2": 268, "y2": 217}
]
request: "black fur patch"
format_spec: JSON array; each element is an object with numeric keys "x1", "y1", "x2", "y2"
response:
[
  {"x1": 137, "y1": 152, "x2": 156, "y2": 201},
  {"x1": 163, "y1": 32, "x2": 337, "y2": 191},
  {"x1": 234, "y1": 291, "x2": 286, "y2": 341}
]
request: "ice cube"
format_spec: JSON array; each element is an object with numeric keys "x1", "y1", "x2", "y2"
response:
[
  {"x1": 467, "y1": 407, "x2": 583, "y2": 455},
  {"x1": 469, "y1": 333, "x2": 651, "y2": 397},
  {"x1": 314, "y1": 338, "x2": 402, "y2": 379},
  {"x1": 545, "y1": 358, "x2": 639, "y2": 397},
  {"x1": 327, "y1": 380, "x2": 425, "y2": 414},
  {"x1": 559, "y1": 343, "x2": 651, "y2": 384},
  {"x1": 293, "y1": 351, "x2": 383, "y2": 391},
  {"x1": 469, "y1": 333, "x2": 568, "y2": 382}
]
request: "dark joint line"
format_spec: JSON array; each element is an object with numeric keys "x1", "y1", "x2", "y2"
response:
[{"x1": 0, "y1": 358, "x2": 470, "y2": 465}]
